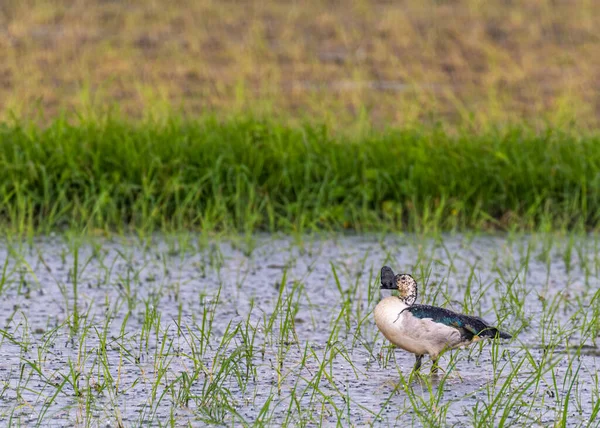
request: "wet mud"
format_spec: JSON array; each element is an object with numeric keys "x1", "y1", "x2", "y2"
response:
[{"x1": 0, "y1": 234, "x2": 598, "y2": 426}]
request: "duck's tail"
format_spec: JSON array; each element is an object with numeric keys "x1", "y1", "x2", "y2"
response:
[
  {"x1": 497, "y1": 329, "x2": 512, "y2": 339},
  {"x1": 481, "y1": 327, "x2": 512, "y2": 340}
]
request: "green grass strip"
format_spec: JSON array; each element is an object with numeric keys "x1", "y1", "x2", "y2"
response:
[{"x1": 0, "y1": 115, "x2": 599, "y2": 234}]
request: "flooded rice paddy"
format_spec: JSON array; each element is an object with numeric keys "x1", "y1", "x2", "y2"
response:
[{"x1": 0, "y1": 234, "x2": 598, "y2": 426}]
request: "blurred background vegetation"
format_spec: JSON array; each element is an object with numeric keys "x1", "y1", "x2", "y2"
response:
[{"x1": 1, "y1": 0, "x2": 598, "y2": 129}]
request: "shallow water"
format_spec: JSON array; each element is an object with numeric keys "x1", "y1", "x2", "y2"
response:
[{"x1": 0, "y1": 234, "x2": 598, "y2": 426}]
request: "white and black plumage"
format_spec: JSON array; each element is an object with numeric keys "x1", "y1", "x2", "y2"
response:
[{"x1": 374, "y1": 266, "x2": 511, "y2": 372}]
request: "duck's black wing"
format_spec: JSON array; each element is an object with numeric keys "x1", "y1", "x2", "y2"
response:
[{"x1": 403, "y1": 304, "x2": 512, "y2": 341}]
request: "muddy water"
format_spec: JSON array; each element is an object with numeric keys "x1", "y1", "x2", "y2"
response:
[{"x1": 0, "y1": 234, "x2": 598, "y2": 426}]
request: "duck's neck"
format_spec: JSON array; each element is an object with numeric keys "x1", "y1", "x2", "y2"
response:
[
  {"x1": 379, "y1": 292, "x2": 412, "y2": 306},
  {"x1": 396, "y1": 296, "x2": 412, "y2": 306}
]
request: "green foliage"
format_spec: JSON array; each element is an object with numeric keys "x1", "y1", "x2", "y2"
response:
[{"x1": 0, "y1": 116, "x2": 598, "y2": 234}]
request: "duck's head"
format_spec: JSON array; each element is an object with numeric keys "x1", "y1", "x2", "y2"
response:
[{"x1": 380, "y1": 266, "x2": 418, "y2": 306}]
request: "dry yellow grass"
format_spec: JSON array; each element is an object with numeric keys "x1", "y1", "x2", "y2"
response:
[{"x1": 1, "y1": 0, "x2": 599, "y2": 128}]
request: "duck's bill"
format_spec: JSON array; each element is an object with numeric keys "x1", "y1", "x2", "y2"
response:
[{"x1": 380, "y1": 266, "x2": 396, "y2": 289}]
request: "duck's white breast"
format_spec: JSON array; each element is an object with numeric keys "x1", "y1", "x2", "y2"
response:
[{"x1": 374, "y1": 297, "x2": 429, "y2": 355}]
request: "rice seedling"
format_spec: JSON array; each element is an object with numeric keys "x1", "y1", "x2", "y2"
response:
[{"x1": 0, "y1": 230, "x2": 597, "y2": 425}]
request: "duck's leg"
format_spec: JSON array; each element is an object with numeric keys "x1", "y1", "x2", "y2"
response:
[
  {"x1": 430, "y1": 358, "x2": 447, "y2": 375},
  {"x1": 414, "y1": 355, "x2": 423, "y2": 371}
]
